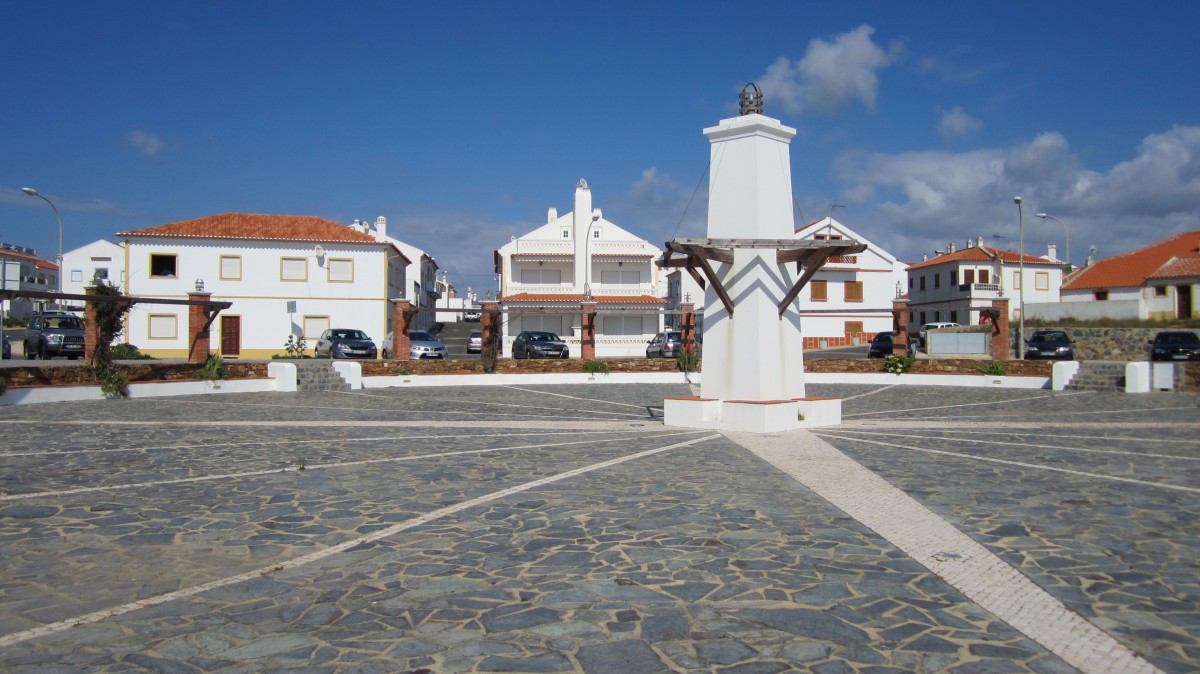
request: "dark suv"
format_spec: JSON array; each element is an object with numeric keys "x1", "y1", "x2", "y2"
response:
[{"x1": 24, "y1": 312, "x2": 86, "y2": 360}]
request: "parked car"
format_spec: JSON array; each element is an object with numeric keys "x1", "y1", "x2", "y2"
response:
[
  {"x1": 24, "y1": 312, "x2": 86, "y2": 360},
  {"x1": 2, "y1": 334, "x2": 10, "y2": 359},
  {"x1": 467, "y1": 331, "x2": 483, "y2": 354},
  {"x1": 867, "y1": 331, "x2": 893, "y2": 358},
  {"x1": 512, "y1": 331, "x2": 569, "y2": 359},
  {"x1": 646, "y1": 331, "x2": 683, "y2": 358},
  {"x1": 1149, "y1": 331, "x2": 1200, "y2": 361},
  {"x1": 408, "y1": 330, "x2": 448, "y2": 360},
  {"x1": 464, "y1": 310, "x2": 481, "y2": 322},
  {"x1": 314, "y1": 328, "x2": 378, "y2": 359},
  {"x1": 918, "y1": 322, "x2": 960, "y2": 347},
  {"x1": 1024, "y1": 329, "x2": 1076, "y2": 360}
]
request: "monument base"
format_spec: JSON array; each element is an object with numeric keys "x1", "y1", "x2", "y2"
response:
[{"x1": 663, "y1": 396, "x2": 841, "y2": 433}]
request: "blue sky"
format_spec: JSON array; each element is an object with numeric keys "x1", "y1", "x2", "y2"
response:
[{"x1": 4, "y1": 1, "x2": 1199, "y2": 294}]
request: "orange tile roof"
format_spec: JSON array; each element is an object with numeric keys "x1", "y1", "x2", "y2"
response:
[
  {"x1": 906, "y1": 245, "x2": 1056, "y2": 271},
  {"x1": 118, "y1": 213, "x2": 380, "y2": 244},
  {"x1": 501, "y1": 293, "x2": 666, "y2": 304},
  {"x1": 1064, "y1": 231, "x2": 1200, "y2": 290},
  {"x1": 1147, "y1": 256, "x2": 1200, "y2": 280},
  {"x1": 0, "y1": 248, "x2": 58, "y2": 269}
]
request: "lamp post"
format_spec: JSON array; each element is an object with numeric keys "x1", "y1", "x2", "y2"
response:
[
  {"x1": 21, "y1": 187, "x2": 64, "y2": 301},
  {"x1": 582, "y1": 211, "x2": 600, "y2": 300},
  {"x1": 1014, "y1": 196, "x2": 1024, "y2": 359},
  {"x1": 1035, "y1": 212, "x2": 1070, "y2": 268}
]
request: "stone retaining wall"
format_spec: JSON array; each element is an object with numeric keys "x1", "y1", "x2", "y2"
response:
[
  {"x1": 1012, "y1": 327, "x2": 1199, "y2": 361},
  {"x1": 0, "y1": 362, "x2": 267, "y2": 389}
]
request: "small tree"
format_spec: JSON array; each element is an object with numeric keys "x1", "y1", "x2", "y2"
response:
[{"x1": 87, "y1": 282, "x2": 133, "y2": 397}]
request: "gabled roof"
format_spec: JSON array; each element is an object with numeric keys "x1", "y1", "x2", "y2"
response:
[
  {"x1": 118, "y1": 213, "x2": 381, "y2": 244},
  {"x1": 795, "y1": 216, "x2": 898, "y2": 265},
  {"x1": 906, "y1": 245, "x2": 1056, "y2": 271},
  {"x1": 0, "y1": 247, "x2": 57, "y2": 270},
  {"x1": 1064, "y1": 231, "x2": 1200, "y2": 290}
]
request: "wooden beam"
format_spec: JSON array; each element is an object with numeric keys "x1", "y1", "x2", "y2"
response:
[
  {"x1": 778, "y1": 248, "x2": 836, "y2": 316},
  {"x1": 693, "y1": 253, "x2": 734, "y2": 315}
]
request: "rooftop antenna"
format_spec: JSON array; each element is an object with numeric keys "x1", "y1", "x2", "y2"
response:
[{"x1": 828, "y1": 201, "x2": 843, "y2": 214}]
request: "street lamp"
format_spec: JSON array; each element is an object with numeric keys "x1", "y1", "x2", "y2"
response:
[
  {"x1": 1014, "y1": 196, "x2": 1024, "y2": 360},
  {"x1": 21, "y1": 187, "x2": 64, "y2": 300},
  {"x1": 1035, "y1": 212, "x2": 1070, "y2": 268}
]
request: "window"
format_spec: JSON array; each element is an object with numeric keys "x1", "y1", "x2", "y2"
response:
[
  {"x1": 919, "y1": 276, "x2": 926, "y2": 291},
  {"x1": 149, "y1": 254, "x2": 177, "y2": 278},
  {"x1": 1035, "y1": 271, "x2": 1049, "y2": 291},
  {"x1": 934, "y1": 274, "x2": 941, "y2": 289},
  {"x1": 220, "y1": 255, "x2": 242, "y2": 281},
  {"x1": 148, "y1": 314, "x2": 178, "y2": 339},
  {"x1": 592, "y1": 229, "x2": 600, "y2": 239},
  {"x1": 281, "y1": 257, "x2": 307, "y2": 282},
  {"x1": 1095, "y1": 290, "x2": 1109, "y2": 301},
  {"x1": 908, "y1": 278, "x2": 913, "y2": 289},
  {"x1": 519, "y1": 314, "x2": 563, "y2": 334},
  {"x1": 950, "y1": 311, "x2": 958, "y2": 322},
  {"x1": 810, "y1": 279, "x2": 828, "y2": 301},
  {"x1": 950, "y1": 271, "x2": 957, "y2": 286},
  {"x1": 94, "y1": 267, "x2": 109, "y2": 280},
  {"x1": 1154, "y1": 286, "x2": 1168, "y2": 297},
  {"x1": 71, "y1": 270, "x2": 83, "y2": 283},
  {"x1": 561, "y1": 228, "x2": 570, "y2": 239},
  {"x1": 602, "y1": 315, "x2": 646, "y2": 336},
  {"x1": 844, "y1": 281, "x2": 864, "y2": 302},
  {"x1": 303, "y1": 316, "x2": 330, "y2": 340},
  {"x1": 844, "y1": 321, "x2": 864, "y2": 334},
  {"x1": 519, "y1": 268, "x2": 562, "y2": 285},
  {"x1": 919, "y1": 311, "x2": 927, "y2": 324},
  {"x1": 964, "y1": 269, "x2": 975, "y2": 285},
  {"x1": 600, "y1": 270, "x2": 641, "y2": 286},
  {"x1": 1013, "y1": 271, "x2": 1021, "y2": 290},
  {"x1": 327, "y1": 258, "x2": 354, "y2": 282}
]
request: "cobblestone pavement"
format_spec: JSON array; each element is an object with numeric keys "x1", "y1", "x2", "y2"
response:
[{"x1": 0, "y1": 383, "x2": 1195, "y2": 673}]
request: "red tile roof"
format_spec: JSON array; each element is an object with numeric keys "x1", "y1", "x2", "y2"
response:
[
  {"x1": 906, "y1": 246, "x2": 1057, "y2": 271},
  {"x1": 118, "y1": 213, "x2": 380, "y2": 243},
  {"x1": 501, "y1": 293, "x2": 666, "y2": 304},
  {"x1": 1064, "y1": 231, "x2": 1200, "y2": 290},
  {"x1": 0, "y1": 248, "x2": 57, "y2": 269}
]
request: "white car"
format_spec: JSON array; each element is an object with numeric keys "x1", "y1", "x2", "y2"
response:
[{"x1": 919, "y1": 322, "x2": 960, "y2": 347}]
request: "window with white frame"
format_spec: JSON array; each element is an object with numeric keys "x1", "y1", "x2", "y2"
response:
[
  {"x1": 519, "y1": 314, "x2": 563, "y2": 335},
  {"x1": 303, "y1": 315, "x2": 330, "y2": 340},
  {"x1": 592, "y1": 228, "x2": 601, "y2": 239},
  {"x1": 1013, "y1": 271, "x2": 1021, "y2": 290},
  {"x1": 599, "y1": 270, "x2": 640, "y2": 286},
  {"x1": 561, "y1": 228, "x2": 570, "y2": 239},
  {"x1": 281, "y1": 257, "x2": 307, "y2": 282},
  {"x1": 148, "y1": 314, "x2": 178, "y2": 339},
  {"x1": 220, "y1": 255, "x2": 242, "y2": 281},
  {"x1": 1035, "y1": 271, "x2": 1049, "y2": 291},
  {"x1": 149, "y1": 253, "x2": 178, "y2": 278},
  {"x1": 71, "y1": 270, "x2": 83, "y2": 283},
  {"x1": 93, "y1": 267, "x2": 109, "y2": 280},
  {"x1": 520, "y1": 268, "x2": 562, "y2": 284},
  {"x1": 602, "y1": 314, "x2": 646, "y2": 336},
  {"x1": 327, "y1": 258, "x2": 354, "y2": 282}
]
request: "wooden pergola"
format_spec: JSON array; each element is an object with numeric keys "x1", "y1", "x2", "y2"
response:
[{"x1": 657, "y1": 237, "x2": 868, "y2": 317}]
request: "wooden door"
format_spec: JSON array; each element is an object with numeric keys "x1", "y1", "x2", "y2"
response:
[{"x1": 220, "y1": 315, "x2": 241, "y2": 356}]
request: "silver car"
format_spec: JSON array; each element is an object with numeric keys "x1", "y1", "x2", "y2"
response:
[
  {"x1": 467, "y1": 331, "x2": 482, "y2": 354},
  {"x1": 408, "y1": 330, "x2": 448, "y2": 359}
]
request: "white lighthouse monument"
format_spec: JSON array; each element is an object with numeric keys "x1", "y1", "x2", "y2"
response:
[{"x1": 661, "y1": 84, "x2": 865, "y2": 433}]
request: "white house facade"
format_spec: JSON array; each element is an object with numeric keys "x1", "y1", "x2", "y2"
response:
[
  {"x1": 1058, "y1": 231, "x2": 1199, "y2": 320},
  {"x1": 118, "y1": 213, "x2": 408, "y2": 359},
  {"x1": 906, "y1": 239, "x2": 1064, "y2": 328},
  {"x1": 494, "y1": 179, "x2": 665, "y2": 357},
  {"x1": 0, "y1": 242, "x2": 58, "y2": 319},
  {"x1": 361, "y1": 216, "x2": 442, "y2": 332},
  {"x1": 61, "y1": 239, "x2": 126, "y2": 300}
]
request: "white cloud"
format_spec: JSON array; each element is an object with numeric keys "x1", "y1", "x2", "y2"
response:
[
  {"x1": 758, "y1": 25, "x2": 901, "y2": 116},
  {"x1": 938, "y1": 106, "x2": 982, "y2": 142},
  {"x1": 125, "y1": 130, "x2": 164, "y2": 159},
  {"x1": 609, "y1": 167, "x2": 708, "y2": 246},
  {"x1": 829, "y1": 126, "x2": 1200, "y2": 264}
]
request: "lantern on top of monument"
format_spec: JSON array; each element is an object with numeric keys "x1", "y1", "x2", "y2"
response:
[{"x1": 739, "y1": 83, "x2": 764, "y2": 116}]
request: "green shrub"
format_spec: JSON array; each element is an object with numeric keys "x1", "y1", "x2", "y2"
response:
[
  {"x1": 198, "y1": 353, "x2": 230, "y2": 381},
  {"x1": 282, "y1": 334, "x2": 310, "y2": 358},
  {"x1": 111, "y1": 343, "x2": 154, "y2": 360},
  {"x1": 582, "y1": 360, "x2": 609, "y2": 375},
  {"x1": 882, "y1": 354, "x2": 914, "y2": 375},
  {"x1": 977, "y1": 360, "x2": 1007, "y2": 376}
]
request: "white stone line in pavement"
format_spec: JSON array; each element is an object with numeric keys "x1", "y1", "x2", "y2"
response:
[
  {"x1": 935, "y1": 428, "x2": 1200, "y2": 445},
  {"x1": 730, "y1": 430, "x2": 1164, "y2": 674},
  {"x1": 0, "y1": 433, "x2": 720, "y2": 650},
  {"x1": 0, "y1": 429, "x2": 709, "y2": 503},
  {"x1": 842, "y1": 391, "x2": 1090, "y2": 418},
  {"x1": 155, "y1": 398, "x2": 645, "y2": 421},
  {"x1": 0, "y1": 419, "x2": 662, "y2": 431},
  {"x1": 845, "y1": 419, "x2": 1200, "y2": 431},
  {"x1": 0, "y1": 429, "x2": 655, "y2": 458},
  {"x1": 501, "y1": 385, "x2": 657, "y2": 411},
  {"x1": 816, "y1": 431, "x2": 1200, "y2": 494},
  {"x1": 828, "y1": 428, "x2": 1200, "y2": 462},
  {"x1": 840, "y1": 384, "x2": 898, "y2": 402},
  {"x1": 337, "y1": 390, "x2": 649, "y2": 418},
  {"x1": 850, "y1": 405, "x2": 1200, "y2": 421}
]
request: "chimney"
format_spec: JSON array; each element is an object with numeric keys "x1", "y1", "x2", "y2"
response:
[
  {"x1": 1046, "y1": 243, "x2": 1057, "y2": 262},
  {"x1": 967, "y1": 239, "x2": 973, "y2": 248},
  {"x1": 977, "y1": 236, "x2": 984, "y2": 247},
  {"x1": 948, "y1": 242, "x2": 956, "y2": 254},
  {"x1": 547, "y1": 207, "x2": 558, "y2": 224},
  {"x1": 375, "y1": 216, "x2": 387, "y2": 240}
]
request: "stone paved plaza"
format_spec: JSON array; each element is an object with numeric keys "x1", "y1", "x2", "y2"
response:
[{"x1": 0, "y1": 382, "x2": 1196, "y2": 673}]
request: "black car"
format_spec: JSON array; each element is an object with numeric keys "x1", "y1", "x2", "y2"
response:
[
  {"x1": 1024, "y1": 329, "x2": 1075, "y2": 360},
  {"x1": 314, "y1": 328, "x2": 378, "y2": 359},
  {"x1": 1150, "y1": 331, "x2": 1200, "y2": 361},
  {"x1": 512, "y1": 331, "x2": 569, "y2": 359},
  {"x1": 867, "y1": 331, "x2": 893, "y2": 358}
]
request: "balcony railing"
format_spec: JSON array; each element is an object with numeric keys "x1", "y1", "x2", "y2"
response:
[{"x1": 957, "y1": 282, "x2": 1002, "y2": 296}]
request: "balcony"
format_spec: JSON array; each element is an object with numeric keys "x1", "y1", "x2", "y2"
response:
[{"x1": 957, "y1": 282, "x2": 1002, "y2": 297}]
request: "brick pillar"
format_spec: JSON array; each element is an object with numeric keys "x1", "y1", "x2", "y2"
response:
[
  {"x1": 83, "y1": 286, "x2": 100, "y2": 364},
  {"x1": 390, "y1": 300, "x2": 414, "y2": 360},
  {"x1": 581, "y1": 302, "x2": 597, "y2": 360},
  {"x1": 481, "y1": 301, "x2": 499, "y2": 359},
  {"x1": 892, "y1": 298, "x2": 909, "y2": 357},
  {"x1": 188, "y1": 292, "x2": 213, "y2": 364},
  {"x1": 991, "y1": 298, "x2": 1010, "y2": 360},
  {"x1": 679, "y1": 303, "x2": 696, "y2": 350}
]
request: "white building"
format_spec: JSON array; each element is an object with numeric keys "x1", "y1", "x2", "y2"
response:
[
  {"x1": 61, "y1": 239, "x2": 126, "y2": 299},
  {"x1": 1057, "y1": 231, "x2": 1199, "y2": 320},
  {"x1": 793, "y1": 217, "x2": 907, "y2": 346},
  {"x1": 363, "y1": 216, "x2": 442, "y2": 332},
  {"x1": 118, "y1": 213, "x2": 408, "y2": 358},
  {"x1": 493, "y1": 179, "x2": 665, "y2": 357},
  {"x1": 0, "y1": 243, "x2": 58, "y2": 319},
  {"x1": 905, "y1": 238, "x2": 1065, "y2": 328}
]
